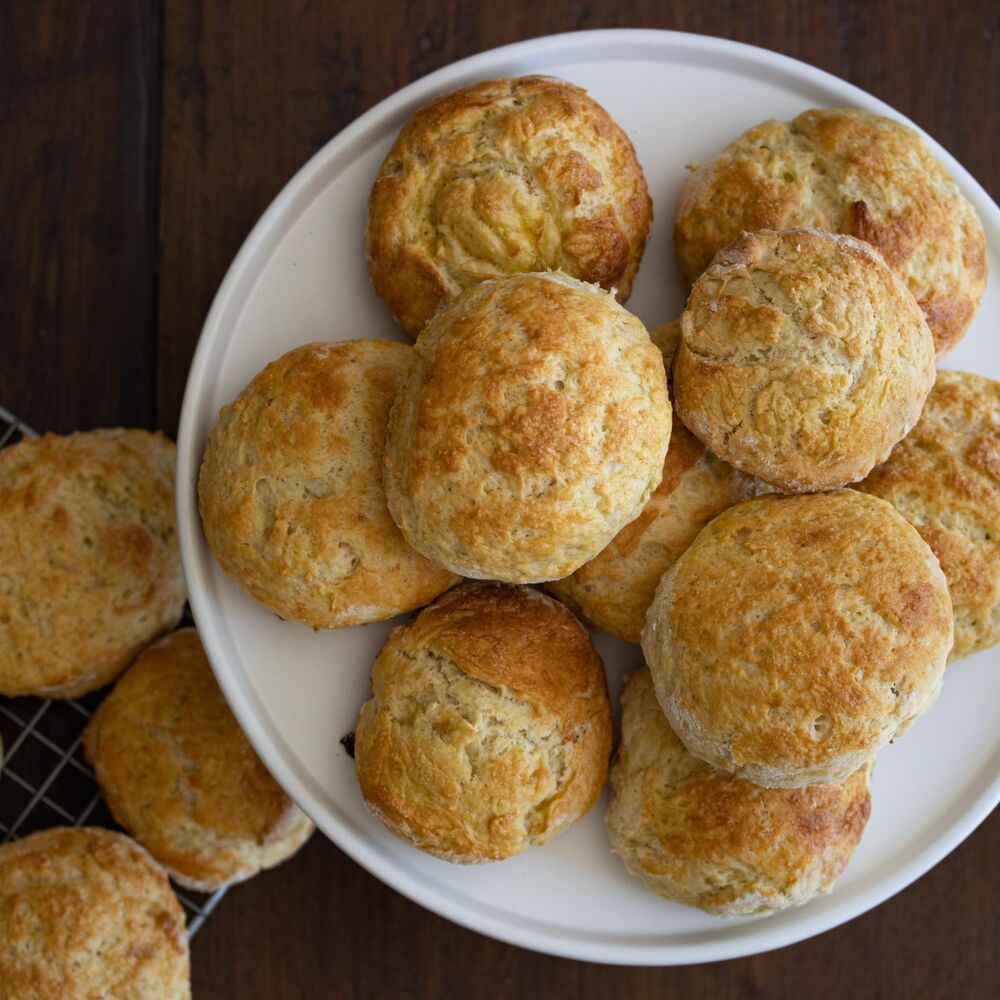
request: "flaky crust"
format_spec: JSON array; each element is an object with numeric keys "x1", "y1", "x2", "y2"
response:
[
  {"x1": 642, "y1": 491, "x2": 953, "y2": 787},
  {"x1": 0, "y1": 429, "x2": 186, "y2": 698},
  {"x1": 673, "y1": 229, "x2": 936, "y2": 492},
  {"x1": 675, "y1": 108, "x2": 987, "y2": 354},
  {"x1": 0, "y1": 827, "x2": 190, "y2": 1000},
  {"x1": 354, "y1": 583, "x2": 612, "y2": 863},
  {"x1": 84, "y1": 629, "x2": 314, "y2": 891},
  {"x1": 198, "y1": 340, "x2": 458, "y2": 628},
  {"x1": 367, "y1": 75, "x2": 652, "y2": 337},
  {"x1": 383, "y1": 272, "x2": 671, "y2": 582},
  {"x1": 860, "y1": 370, "x2": 1000, "y2": 661},
  {"x1": 605, "y1": 669, "x2": 873, "y2": 917}
]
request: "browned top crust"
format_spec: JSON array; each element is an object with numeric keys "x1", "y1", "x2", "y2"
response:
[{"x1": 367, "y1": 75, "x2": 652, "y2": 336}]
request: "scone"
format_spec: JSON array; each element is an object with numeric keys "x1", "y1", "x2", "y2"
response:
[
  {"x1": 84, "y1": 628, "x2": 314, "y2": 891},
  {"x1": 0, "y1": 429, "x2": 186, "y2": 698},
  {"x1": 383, "y1": 272, "x2": 671, "y2": 582},
  {"x1": 0, "y1": 827, "x2": 190, "y2": 1000},
  {"x1": 673, "y1": 229, "x2": 935, "y2": 492},
  {"x1": 606, "y1": 668, "x2": 873, "y2": 917},
  {"x1": 674, "y1": 107, "x2": 987, "y2": 354},
  {"x1": 860, "y1": 370, "x2": 1000, "y2": 661},
  {"x1": 367, "y1": 75, "x2": 652, "y2": 337},
  {"x1": 642, "y1": 491, "x2": 953, "y2": 787},
  {"x1": 198, "y1": 340, "x2": 459, "y2": 628},
  {"x1": 354, "y1": 582, "x2": 613, "y2": 863}
]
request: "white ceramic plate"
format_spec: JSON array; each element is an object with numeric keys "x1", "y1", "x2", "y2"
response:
[{"x1": 177, "y1": 29, "x2": 1000, "y2": 965}]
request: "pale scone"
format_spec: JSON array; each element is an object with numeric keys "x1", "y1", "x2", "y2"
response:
[
  {"x1": 673, "y1": 229, "x2": 936, "y2": 492},
  {"x1": 354, "y1": 583, "x2": 613, "y2": 863},
  {"x1": 860, "y1": 370, "x2": 1000, "y2": 662},
  {"x1": 642, "y1": 491, "x2": 953, "y2": 788},
  {"x1": 674, "y1": 108, "x2": 987, "y2": 354},
  {"x1": 198, "y1": 340, "x2": 459, "y2": 628},
  {"x1": 606, "y1": 668, "x2": 873, "y2": 917},
  {"x1": 383, "y1": 272, "x2": 671, "y2": 582},
  {"x1": 367, "y1": 75, "x2": 652, "y2": 337},
  {"x1": 0, "y1": 827, "x2": 190, "y2": 1000},
  {"x1": 0, "y1": 429, "x2": 186, "y2": 698},
  {"x1": 83, "y1": 629, "x2": 314, "y2": 891}
]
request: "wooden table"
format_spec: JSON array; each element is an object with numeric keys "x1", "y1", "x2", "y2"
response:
[{"x1": 3, "y1": 3, "x2": 998, "y2": 996}]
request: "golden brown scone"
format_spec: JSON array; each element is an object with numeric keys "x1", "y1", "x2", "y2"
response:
[
  {"x1": 674, "y1": 108, "x2": 987, "y2": 354},
  {"x1": 384, "y1": 272, "x2": 671, "y2": 582},
  {"x1": 673, "y1": 229, "x2": 936, "y2": 492},
  {"x1": 198, "y1": 340, "x2": 459, "y2": 628},
  {"x1": 354, "y1": 582, "x2": 613, "y2": 863},
  {"x1": 606, "y1": 668, "x2": 873, "y2": 917},
  {"x1": 0, "y1": 827, "x2": 190, "y2": 1000},
  {"x1": 0, "y1": 429, "x2": 186, "y2": 698},
  {"x1": 860, "y1": 370, "x2": 1000, "y2": 662},
  {"x1": 642, "y1": 491, "x2": 953, "y2": 787},
  {"x1": 84, "y1": 629, "x2": 314, "y2": 891},
  {"x1": 367, "y1": 75, "x2": 652, "y2": 337},
  {"x1": 649, "y1": 320, "x2": 681, "y2": 371}
]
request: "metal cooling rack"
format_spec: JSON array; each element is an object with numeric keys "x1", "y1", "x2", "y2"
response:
[{"x1": 0, "y1": 405, "x2": 226, "y2": 937}]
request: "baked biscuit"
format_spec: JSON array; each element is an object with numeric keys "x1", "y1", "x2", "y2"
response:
[
  {"x1": 84, "y1": 629, "x2": 314, "y2": 891},
  {"x1": 383, "y1": 272, "x2": 671, "y2": 582},
  {"x1": 673, "y1": 229, "x2": 935, "y2": 492},
  {"x1": 0, "y1": 827, "x2": 190, "y2": 1000},
  {"x1": 198, "y1": 340, "x2": 459, "y2": 628},
  {"x1": 642, "y1": 491, "x2": 953, "y2": 787},
  {"x1": 367, "y1": 75, "x2": 652, "y2": 336},
  {"x1": 354, "y1": 583, "x2": 613, "y2": 863},
  {"x1": 674, "y1": 107, "x2": 987, "y2": 354},
  {"x1": 860, "y1": 370, "x2": 1000, "y2": 661},
  {"x1": 606, "y1": 668, "x2": 873, "y2": 917},
  {"x1": 0, "y1": 429, "x2": 185, "y2": 698},
  {"x1": 649, "y1": 319, "x2": 681, "y2": 371}
]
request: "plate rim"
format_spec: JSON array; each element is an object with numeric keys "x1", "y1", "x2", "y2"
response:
[{"x1": 176, "y1": 27, "x2": 1000, "y2": 965}]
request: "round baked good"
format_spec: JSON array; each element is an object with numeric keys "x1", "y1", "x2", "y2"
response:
[
  {"x1": 367, "y1": 75, "x2": 652, "y2": 337},
  {"x1": 354, "y1": 582, "x2": 613, "y2": 863},
  {"x1": 605, "y1": 668, "x2": 873, "y2": 917},
  {"x1": 673, "y1": 228, "x2": 936, "y2": 492},
  {"x1": 0, "y1": 827, "x2": 190, "y2": 1000},
  {"x1": 198, "y1": 340, "x2": 459, "y2": 628},
  {"x1": 674, "y1": 107, "x2": 987, "y2": 354},
  {"x1": 642, "y1": 491, "x2": 953, "y2": 787},
  {"x1": 84, "y1": 628, "x2": 314, "y2": 891},
  {"x1": 383, "y1": 272, "x2": 671, "y2": 582},
  {"x1": 0, "y1": 429, "x2": 186, "y2": 698},
  {"x1": 649, "y1": 319, "x2": 681, "y2": 370},
  {"x1": 860, "y1": 370, "x2": 1000, "y2": 662}
]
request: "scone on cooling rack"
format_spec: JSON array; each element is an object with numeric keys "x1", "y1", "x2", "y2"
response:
[
  {"x1": 642, "y1": 491, "x2": 954, "y2": 788},
  {"x1": 0, "y1": 827, "x2": 191, "y2": 1000},
  {"x1": 606, "y1": 668, "x2": 873, "y2": 917},
  {"x1": 383, "y1": 272, "x2": 671, "y2": 583},
  {"x1": 198, "y1": 339, "x2": 459, "y2": 628},
  {"x1": 367, "y1": 75, "x2": 652, "y2": 337},
  {"x1": 83, "y1": 628, "x2": 314, "y2": 891},
  {"x1": 674, "y1": 107, "x2": 987, "y2": 355},
  {"x1": 672, "y1": 228, "x2": 935, "y2": 492},
  {"x1": 354, "y1": 583, "x2": 612, "y2": 863},
  {"x1": 0, "y1": 429, "x2": 186, "y2": 698}
]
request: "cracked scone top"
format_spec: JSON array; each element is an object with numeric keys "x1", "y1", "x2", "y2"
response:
[
  {"x1": 674, "y1": 107, "x2": 987, "y2": 355},
  {"x1": 198, "y1": 340, "x2": 459, "y2": 628},
  {"x1": 642, "y1": 491, "x2": 953, "y2": 788},
  {"x1": 366, "y1": 75, "x2": 652, "y2": 337},
  {"x1": 673, "y1": 228, "x2": 936, "y2": 492},
  {"x1": 354, "y1": 583, "x2": 613, "y2": 863},
  {"x1": 383, "y1": 272, "x2": 671, "y2": 583},
  {"x1": 84, "y1": 629, "x2": 314, "y2": 892},
  {"x1": 605, "y1": 668, "x2": 873, "y2": 917}
]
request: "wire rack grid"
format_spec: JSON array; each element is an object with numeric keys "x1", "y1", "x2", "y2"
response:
[{"x1": 0, "y1": 404, "x2": 226, "y2": 937}]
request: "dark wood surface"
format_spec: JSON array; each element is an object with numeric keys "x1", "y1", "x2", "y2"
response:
[{"x1": 2, "y1": 2, "x2": 999, "y2": 997}]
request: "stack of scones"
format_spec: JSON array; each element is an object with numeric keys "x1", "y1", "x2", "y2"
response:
[{"x1": 195, "y1": 76, "x2": 998, "y2": 919}]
